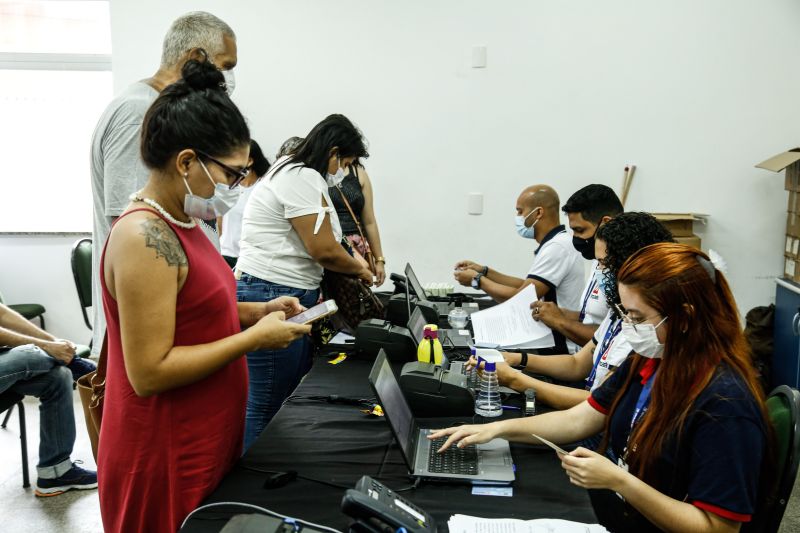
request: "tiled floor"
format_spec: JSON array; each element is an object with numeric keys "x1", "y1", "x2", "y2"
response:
[{"x1": 1, "y1": 391, "x2": 800, "y2": 532}]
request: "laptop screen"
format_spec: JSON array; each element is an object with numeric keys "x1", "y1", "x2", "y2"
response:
[
  {"x1": 407, "y1": 306, "x2": 427, "y2": 345},
  {"x1": 368, "y1": 351, "x2": 417, "y2": 468},
  {"x1": 404, "y1": 263, "x2": 428, "y2": 300}
]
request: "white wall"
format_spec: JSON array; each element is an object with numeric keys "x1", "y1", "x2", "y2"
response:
[
  {"x1": 0, "y1": 235, "x2": 93, "y2": 343},
  {"x1": 6, "y1": 0, "x2": 798, "y2": 339}
]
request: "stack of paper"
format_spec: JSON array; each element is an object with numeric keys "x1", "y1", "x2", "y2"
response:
[
  {"x1": 448, "y1": 514, "x2": 608, "y2": 533},
  {"x1": 470, "y1": 285, "x2": 554, "y2": 349}
]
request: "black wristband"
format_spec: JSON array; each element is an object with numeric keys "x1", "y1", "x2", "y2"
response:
[
  {"x1": 515, "y1": 351, "x2": 529, "y2": 370},
  {"x1": 481, "y1": 265, "x2": 489, "y2": 276}
]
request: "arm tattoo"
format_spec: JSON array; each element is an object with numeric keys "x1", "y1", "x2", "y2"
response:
[{"x1": 139, "y1": 218, "x2": 188, "y2": 267}]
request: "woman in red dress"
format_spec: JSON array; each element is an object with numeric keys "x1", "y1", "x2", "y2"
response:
[{"x1": 97, "y1": 56, "x2": 311, "y2": 533}]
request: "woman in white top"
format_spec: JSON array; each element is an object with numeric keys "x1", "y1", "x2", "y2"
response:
[
  {"x1": 236, "y1": 114, "x2": 372, "y2": 449},
  {"x1": 219, "y1": 140, "x2": 270, "y2": 269}
]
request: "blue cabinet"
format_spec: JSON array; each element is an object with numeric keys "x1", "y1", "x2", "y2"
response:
[{"x1": 773, "y1": 278, "x2": 800, "y2": 389}]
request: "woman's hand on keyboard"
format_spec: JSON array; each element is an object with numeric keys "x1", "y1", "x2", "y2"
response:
[{"x1": 427, "y1": 423, "x2": 499, "y2": 452}]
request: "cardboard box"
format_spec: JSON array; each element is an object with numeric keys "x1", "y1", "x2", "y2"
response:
[
  {"x1": 757, "y1": 148, "x2": 800, "y2": 192},
  {"x1": 652, "y1": 213, "x2": 708, "y2": 237},
  {"x1": 755, "y1": 149, "x2": 800, "y2": 281},
  {"x1": 674, "y1": 235, "x2": 701, "y2": 249},
  {"x1": 652, "y1": 213, "x2": 707, "y2": 250},
  {"x1": 789, "y1": 213, "x2": 800, "y2": 238},
  {"x1": 787, "y1": 235, "x2": 800, "y2": 259},
  {"x1": 786, "y1": 255, "x2": 800, "y2": 283}
]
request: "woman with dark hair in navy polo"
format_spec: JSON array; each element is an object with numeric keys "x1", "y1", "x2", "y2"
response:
[{"x1": 430, "y1": 243, "x2": 774, "y2": 533}]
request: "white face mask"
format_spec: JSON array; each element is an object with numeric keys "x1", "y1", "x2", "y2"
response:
[
  {"x1": 326, "y1": 161, "x2": 346, "y2": 187},
  {"x1": 514, "y1": 208, "x2": 540, "y2": 239},
  {"x1": 621, "y1": 317, "x2": 668, "y2": 359},
  {"x1": 183, "y1": 159, "x2": 242, "y2": 220},
  {"x1": 222, "y1": 69, "x2": 235, "y2": 96}
]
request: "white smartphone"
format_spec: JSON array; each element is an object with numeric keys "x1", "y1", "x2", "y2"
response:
[{"x1": 286, "y1": 300, "x2": 339, "y2": 325}]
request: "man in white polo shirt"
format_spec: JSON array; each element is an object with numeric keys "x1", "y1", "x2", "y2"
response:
[
  {"x1": 530, "y1": 184, "x2": 624, "y2": 348},
  {"x1": 454, "y1": 184, "x2": 584, "y2": 354}
]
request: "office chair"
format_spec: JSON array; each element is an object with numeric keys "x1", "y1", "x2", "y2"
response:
[
  {"x1": 763, "y1": 385, "x2": 800, "y2": 532},
  {"x1": 0, "y1": 291, "x2": 46, "y2": 330},
  {"x1": 70, "y1": 238, "x2": 93, "y2": 331},
  {"x1": 0, "y1": 391, "x2": 30, "y2": 488}
]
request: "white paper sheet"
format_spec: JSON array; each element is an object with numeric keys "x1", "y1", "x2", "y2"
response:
[
  {"x1": 470, "y1": 285, "x2": 554, "y2": 349},
  {"x1": 448, "y1": 514, "x2": 608, "y2": 533},
  {"x1": 329, "y1": 331, "x2": 355, "y2": 344}
]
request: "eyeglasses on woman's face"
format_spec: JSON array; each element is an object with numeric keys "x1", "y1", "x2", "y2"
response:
[{"x1": 196, "y1": 150, "x2": 252, "y2": 189}]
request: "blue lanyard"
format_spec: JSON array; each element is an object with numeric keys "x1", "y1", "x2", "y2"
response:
[
  {"x1": 630, "y1": 371, "x2": 656, "y2": 432},
  {"x1": 578, "y1": 277, "x2": 599, "y2": 322},
  {"x1": 585, "y1": 318, "x2": 622, "y2": 389}
]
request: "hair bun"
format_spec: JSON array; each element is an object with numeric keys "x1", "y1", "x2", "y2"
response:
[{"x1": 181, "y1": 57, "x2": 225, "y2": 92}]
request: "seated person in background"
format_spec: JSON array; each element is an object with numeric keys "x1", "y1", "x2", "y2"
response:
[
  {"x1": 433, "y1": 243, "x2": 773, "y2": 533},
  {"x1": 487, "y1": 212, "x2": 674, "y2": 410},
  {"x1": 531, "y1": 184, "x2": 623, "y2": 347},
  {"x1": 455, "y1": 185, "x2": 585, "y2": 353},
  {"x1": 219, "y1": 139, "x2": 270, "y2": 269},
  {"x1": 0, "y1": 303, "x2": 97, "y2": 496}
]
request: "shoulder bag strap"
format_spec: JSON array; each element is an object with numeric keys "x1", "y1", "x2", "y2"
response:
[{"x1": 335, "y1": 179, "x2": 376, "y2": 272}]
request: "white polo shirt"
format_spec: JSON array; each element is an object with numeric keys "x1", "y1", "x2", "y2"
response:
[
  {"x1": 526, "y1": 225, "x2": 585, "y2": 353},
  {"x1": 237, "y1": 159, "x2": 342, "y2": 290},
  {"x1": 585, "y1": 309, "x2": 633, "y2": 391},
  {"x1": 578, "y1": 260, "x2": 610, "y2": 326}
]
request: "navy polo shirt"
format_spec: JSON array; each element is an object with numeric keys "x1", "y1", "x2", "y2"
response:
[{"x1": 587, "y1": 356, "x2": 767, "y2": 532}]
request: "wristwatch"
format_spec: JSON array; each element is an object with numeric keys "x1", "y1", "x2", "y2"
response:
[
  {"x1": 524, "y1": 388, "x2": 536, "y2": 416},
  {"x1": 514, "y1": 351, "x2": 529, "y2": 370},
  {"x1": 471, "y1": 272, "x2": 483, "y2": 289},
  {"x1": 480, "y1": 265, "x2": 489, "y2": 276}
]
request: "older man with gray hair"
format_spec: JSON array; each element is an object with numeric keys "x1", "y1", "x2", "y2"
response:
[{"x1": 89, "y1": 11, "x2": 238, "y2": 355}]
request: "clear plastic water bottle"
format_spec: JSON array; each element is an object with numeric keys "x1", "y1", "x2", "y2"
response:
[
  {"x1": 475, "y1": 362, "x2": 502, "y2": 418},
  {"x1": 467, "y1": 352, "x2": 481, "y2": 390}
]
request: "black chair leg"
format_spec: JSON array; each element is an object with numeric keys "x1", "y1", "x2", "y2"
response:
[
  {"x1": 39, "y1": 315, "x2": 45, "y2": 331},
  {"x1": 1, "y1": 405, "x2": 13, "y2": 428},
  {"x1": 18, "y1": 402, "x2": 29, "y2": 488}
]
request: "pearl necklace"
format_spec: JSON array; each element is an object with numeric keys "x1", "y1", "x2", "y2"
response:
[{"x1": 129, "y1": 192, "x2": 196, "y2": 229}]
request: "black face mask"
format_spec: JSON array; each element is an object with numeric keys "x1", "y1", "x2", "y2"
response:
[{"x1": 572, "y1": 234, "x2": 596, "y2": 260}]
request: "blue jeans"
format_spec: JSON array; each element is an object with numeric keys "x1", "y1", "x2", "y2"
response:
[
  {"x1": 0, "y1": 344, "x2": 76, "y2": 478},
  {"x1": 236, "y1": 274, "x2": 319, "y2": 451}
]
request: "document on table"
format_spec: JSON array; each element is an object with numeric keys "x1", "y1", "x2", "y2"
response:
[
  {"x1": 470, "y1": 285, "x2": 554, "y2": 349},
  {"x1": 448, "y1": 514, "x2": 608, "y2": 533}
]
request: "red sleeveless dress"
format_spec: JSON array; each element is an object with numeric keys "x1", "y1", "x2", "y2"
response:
[{"x1": 98, "y1": 209, "x2": 247, "y2": 533}]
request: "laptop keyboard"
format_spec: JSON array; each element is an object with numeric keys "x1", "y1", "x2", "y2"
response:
[{"x1": 427, "y1": 437, "x2": 479, "y2": 475}]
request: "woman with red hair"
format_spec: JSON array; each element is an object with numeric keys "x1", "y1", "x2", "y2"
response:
[{"x1": 430, "y1": 243, "x2": 773, "y2": 533}]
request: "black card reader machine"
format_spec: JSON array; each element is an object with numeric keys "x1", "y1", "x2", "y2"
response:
[{"x1": 341, "y1": 476, "x2": 435, "y2": 533}]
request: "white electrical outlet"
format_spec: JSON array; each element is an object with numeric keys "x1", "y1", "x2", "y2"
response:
[
  {"x1": 468, "y1": 192, "x2": 483, "y2": 215},
  {"x1": 471, "y1": 46, "x2": 487, "y2": 68}
]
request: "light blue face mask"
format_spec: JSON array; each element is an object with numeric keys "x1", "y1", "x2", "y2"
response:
[{"x1": 514, "y1": 208, "x2": 540, "y2": 239}]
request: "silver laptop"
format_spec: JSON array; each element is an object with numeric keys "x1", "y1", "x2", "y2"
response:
[{"x1": 368, "y1": 351, "x2": 515, "y2": 484}]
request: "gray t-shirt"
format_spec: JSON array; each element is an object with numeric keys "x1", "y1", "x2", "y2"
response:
[{"x1": 90, "y1": 81, "x2": 158, "y2": 354}]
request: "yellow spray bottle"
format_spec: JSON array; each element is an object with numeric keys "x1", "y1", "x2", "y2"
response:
[{"x1": 417, "y1": 325, "x2": 444, "y2": 365}]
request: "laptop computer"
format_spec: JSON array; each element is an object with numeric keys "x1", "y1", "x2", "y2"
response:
[
  {"x1": 407, "y1": 306, "x2": 472, "y2": 348},
  {"x1": 368, "y1": 350, "x2": 515, "y2": 484},
  {"x1": 404, "y1": 263, "x2": 455, "y2": 317}
]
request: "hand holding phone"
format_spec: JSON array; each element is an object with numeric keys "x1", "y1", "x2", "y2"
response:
[{"x1": 285, "y1": 300, "x2": 338, "y2": 325}]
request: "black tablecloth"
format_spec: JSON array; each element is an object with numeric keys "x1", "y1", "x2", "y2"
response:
[{"x1": 180, "y1": 355, "x2": 596, "y2": 532}]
